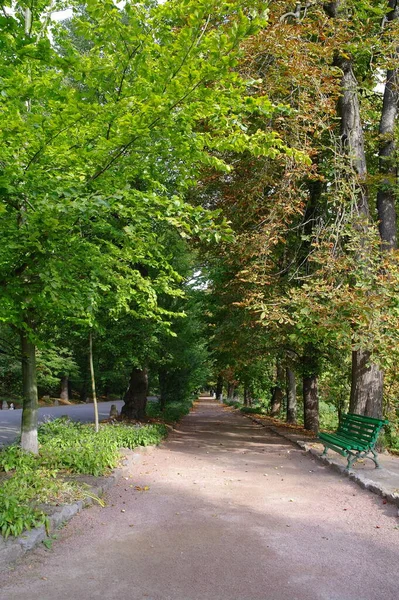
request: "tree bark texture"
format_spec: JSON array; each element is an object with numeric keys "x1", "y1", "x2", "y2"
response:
[
  {"x1": 215, "y1": 374, "x2": 223, "y2": 401},
  {"x1": 122, "y1": 367, "x2": 148, "y2": 420},
  {"x1": 227, "y1": 382, "x2": 235, "y2": 400},
  {"x1": 286, "y1": 367, "x2": 297, "y2": 424},
  {"x1": 377, "y1": 0, "x2": 398, "y2": 251},
  {"x1": 60, "y1": 375, "x2": 69, "y2": 403},
  {"x1": 349, "y1": 350, "x2": 384, "y2": 418},
  {"x1": 244, "y1": 386, "x2": 251, "y2": 407},
  {"x1": 334, "y1": 54, "x2": 369, "y2": 216},
  {"x1": 20, "y1": 330, "x2": 39, "y2": 453},
  {"x1": 334, "y1": 38, "x2": 384, "y2": 416},
  {"x1": 303, "y1": 374, "x2": 319, "y2": 433}
]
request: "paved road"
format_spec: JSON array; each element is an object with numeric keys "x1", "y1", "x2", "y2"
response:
[
  {"x1": 0, "y1": 401, "x2": 124, "y2": 447},
  {"x1": 1, "y1": 399, "x2": 398, "y2": 600}
]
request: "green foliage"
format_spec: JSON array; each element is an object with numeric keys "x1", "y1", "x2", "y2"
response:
[
  {"x1": 36, "y1": 418, "x2": 167, "y2": 476},
  {"x1": 146, "y1": 399, "x2": 194, "y2": 423},
  {"x1": 239, "y1": 405, "x2": 267, "y2": 414},
  {"x1": 0, "y1": 417, "x2": 167, "y2": 539},
  {"x1": 36, "y1": 347, "x2": 80, "y2": 392}
]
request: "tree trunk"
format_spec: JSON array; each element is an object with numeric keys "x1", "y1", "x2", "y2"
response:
[
  {"x1": 303, "y1": 374, "x2": 319, "y2": 433},
  {"x1": 89, "y1": 331, "x2": 99, "y2": 432},
  {"x1": 286, "y1": 367, "x2": 297, "y2": 424},
  {"x1": 215, "y1": 374, "x2": 223, "y2": 401},
  {"x1": 227, "y1": 382, "x2": 235, "y2": 400},
  {"x1": 244, "y1": 385, "x2": 250, "y2": 407},
  {"x1": 60, "y1": 375, "x2": 69, "y2": 403},
  {"x1": 333, "y1": 43, "x2": 384, "y2": 416},
  {"x1": 159, "y1": 368, "x2": 167, "y2": 410},
  {"x1": 20, "y1": 330, "x2": 39, "y2": 453},
  {"x1": 349, "y1": 350, "x2": 384, "y2": 418},
  {"x1": 377, "y1": 1, "x2": 398, "y2": 251},
  {"x1": 270, "y1": 362, "x2": 284, "y2": 417},
  {"x1": 122, "y1": 367, "x2": 148, "y2": 420}
]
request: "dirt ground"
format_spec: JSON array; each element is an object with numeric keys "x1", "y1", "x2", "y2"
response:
[{"x1": 0, "y1": 398, "x2": 398, "y2": 600}]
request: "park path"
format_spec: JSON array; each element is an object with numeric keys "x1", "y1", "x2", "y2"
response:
[{"x1": 1, "y1": 398, "x2": 398, "y2": 600}]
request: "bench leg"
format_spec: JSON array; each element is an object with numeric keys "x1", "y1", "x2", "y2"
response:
[
  {"x1": 322, "y1": 446, "x2": 328, "y2": 457},
  {"x1": 371, "y1": 449, "x2": 381, "y2": 469},
  {"x1": 346, "y1": 453, "x2": 358, "y2": 471}
]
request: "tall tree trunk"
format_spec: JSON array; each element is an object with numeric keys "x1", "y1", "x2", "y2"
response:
[
  {"x1": 333, "y1": 48, "x2": 384, "y2": 417},
  {"x1": 270, "y1": 362, "x2": 284, "y2": 417},
  {"x1": 89, "y1": 331, "x2": 99, "y2": 432},
  {"x1": 122, "y1": 368, "x2": 148, "y2": 420},
  {"x1": 20, "y1": 330, "x2": 38, "y2": 453},
  {"x1": 286, "y1": 367, "x2": 297, "y2": 424},
  {"x1": 303, "y1": 374, "x2": 319, "y2": 433},
  {"x1": 377, "y1": 1, "x2": 398, "y2": 251},
  {"x1": 60, "y1": 375, "x2": 69, "y2": 403}
]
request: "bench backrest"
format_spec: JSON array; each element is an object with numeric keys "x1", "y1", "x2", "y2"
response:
[{"x1": 337, "y1": 413, "x2": 388, "y2": 447}]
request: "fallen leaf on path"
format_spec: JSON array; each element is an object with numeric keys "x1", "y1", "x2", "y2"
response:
[{"x1": 135, "y1": 486, "x2": 150, "y2": 491}]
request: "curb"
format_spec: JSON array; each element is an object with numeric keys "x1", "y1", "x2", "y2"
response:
[
  {"x1": 243, "y1": 413, "x2": 399, "y2": 512},
  {"x1": 0, "y1": 444, "x2": 156, "y2": 571}
]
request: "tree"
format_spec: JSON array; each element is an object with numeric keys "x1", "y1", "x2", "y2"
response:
[{"x1": 2, "y1": 0, "x2": 287, "y2": 451}]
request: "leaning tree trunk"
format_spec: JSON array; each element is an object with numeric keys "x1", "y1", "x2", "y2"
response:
[
  {"x1": 286, "y1": 367, "x2": 297, "y2": 424},
  {"x1": 122, "y1": 368, "x2": 148, "y2": 420},
  {"x1": 303, "y1": 374, "x2": 319, "y2": 433},
  {"x1": 60, "y1": 375, "x2": 69, "y2": 403},
  {"x1": 20, "y1": 329, "x2": 39, "y2": 453}
]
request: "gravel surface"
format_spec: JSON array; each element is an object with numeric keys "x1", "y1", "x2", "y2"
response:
[{"x1": 1, "y1": 399, "x2": 398, "y2": 600}]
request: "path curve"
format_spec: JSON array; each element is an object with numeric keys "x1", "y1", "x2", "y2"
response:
[{"x1": 1, "y1": 399, "x2": 398, "y2": 600}]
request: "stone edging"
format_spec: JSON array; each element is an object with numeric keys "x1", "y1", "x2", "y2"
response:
[{"x1": 0, "y1": 444, "x2": 157, "y2": 571}]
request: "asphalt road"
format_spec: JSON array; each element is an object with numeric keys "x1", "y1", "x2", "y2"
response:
[
  {"x1": 1, "y1": 399, "x2": 398, "y2": 600},
  {"x1": 0, "y1": 401, "x2": 124, "y2": 447}
]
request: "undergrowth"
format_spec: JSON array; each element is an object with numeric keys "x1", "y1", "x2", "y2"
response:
[
  {"x1": 146, "y1": 398, "x2": 193, "y2": 422},
  {"x1": 0, "y1": 419, "x2": 167, "y2": 539}
]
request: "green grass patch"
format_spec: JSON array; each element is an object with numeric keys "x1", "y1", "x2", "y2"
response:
[{"x1": 0, "y1": 419, "x2": 167, "y2": 539}]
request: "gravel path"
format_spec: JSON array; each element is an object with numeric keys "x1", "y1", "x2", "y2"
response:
[{"x1": 1, "y1": 399, "x2": 398, "y2": 600}]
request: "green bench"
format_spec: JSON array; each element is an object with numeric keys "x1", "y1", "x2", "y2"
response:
[{"x1": 318, "y1": 413, "x2": 388, "y2": 471}]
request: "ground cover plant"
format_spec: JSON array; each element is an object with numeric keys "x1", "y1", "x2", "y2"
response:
[
  {"x1": 146, "y1": 399, "x2": 194, "y2": 423},
  {"x1": 0, "y1": 419, "x2": 167, "y2": 539}
]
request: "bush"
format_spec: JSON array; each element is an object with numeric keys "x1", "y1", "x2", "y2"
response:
[{"x1": 146, "y1": 399, "x2": 193, "y2": 422}]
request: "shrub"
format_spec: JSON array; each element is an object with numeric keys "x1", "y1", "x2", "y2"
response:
[{"x1": 146, "y1": 399, "x2": 193, "y2": 422}]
